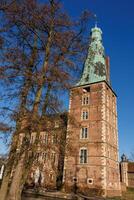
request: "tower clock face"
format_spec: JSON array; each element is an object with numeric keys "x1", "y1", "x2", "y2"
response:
[{"x1": 94, "y1": 61, "x2": 106, "y2": 77}]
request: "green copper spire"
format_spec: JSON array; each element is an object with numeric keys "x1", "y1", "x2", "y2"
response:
[{"x1": 77, "y1": 25, "x2": 109, "y2": 86}]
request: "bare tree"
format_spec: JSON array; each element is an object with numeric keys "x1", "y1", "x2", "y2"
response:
[{"x1": 0, "y1": 0, "x2": 90, "y2": 199}]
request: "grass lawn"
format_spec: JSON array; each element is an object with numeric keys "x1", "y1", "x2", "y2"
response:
[{"x1": 107, "y1": 188, "x2": 134, "y2": 200}]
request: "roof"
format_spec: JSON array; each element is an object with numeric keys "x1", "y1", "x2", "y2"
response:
[{"x1": 76, "y1": 25, "x2": 110, "y2": 87}]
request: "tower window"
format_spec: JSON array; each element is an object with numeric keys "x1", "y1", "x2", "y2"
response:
[
  {"x1": 81, "y1": 127, "x2": 88, "y2": 139},
  {"x1": 82, "y1": 110, "x2": 89, "y2": 120},
  {"x1": 80, "y1": 148, "x2": 87, "y2": 164},
  {"x1": 82, "y1": 96, "x2": 89, "y2": 105}
]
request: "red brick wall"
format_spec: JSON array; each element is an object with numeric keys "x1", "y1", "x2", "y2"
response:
[{"x1": 64, "y1": 81, "x2": 121, "y2": 197}]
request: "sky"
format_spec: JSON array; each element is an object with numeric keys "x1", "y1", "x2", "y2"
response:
[
  {"x1": 0, "y1": 0, "x2": 134, "y2": 159},
  {"x1": 62, "y1": 0, "x2": 134, "y2": 159}
]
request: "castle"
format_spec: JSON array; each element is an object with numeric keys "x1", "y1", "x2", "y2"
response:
[
  {"x1": 28, "y1": 25, "x2": 121, "y2": 197},
  {"x1": 1, "y1": 25, "x2": 134, "y2": 198},
  {"x1": 63, "y1": 25, "x2": 121, "y2": 197}
]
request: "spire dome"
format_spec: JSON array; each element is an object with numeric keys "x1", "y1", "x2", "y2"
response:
[{"x1": 76, "y1": 26, "x2": 110, "y2": 86}]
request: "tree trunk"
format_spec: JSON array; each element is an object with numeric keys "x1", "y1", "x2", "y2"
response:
[
  {"x1": 0, "y1": 171, "x2": 10, "y2": 200},
  {"x1": 32, "y1": 28, "x2": 53, "y2": 115},
  {"x1": 5, "y1": 27, "x2": 53, "y2": 200},
  {"x1": 0, "y1": 35, "x2": 38, "y2": 200},
  {"x1": 6, "y1": 153, "x2": 25, "y2": 200},
  {"x1": 0, "y1": 134, "x2": 18, "y2": 200}
]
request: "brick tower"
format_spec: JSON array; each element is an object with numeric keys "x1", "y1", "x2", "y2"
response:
[{"x1": 63, "y1": 25, "x2": 121, "y2": 197}]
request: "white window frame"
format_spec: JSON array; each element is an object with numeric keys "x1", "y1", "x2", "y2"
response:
[
  {"x1": 79, "y1": 148, "x2": 88, "y2": 164},
  {"x1": 80, "y1": 127, "x2": 88, "y2": 139},
  {"x1": 81, "y1": 109, "x2": 89, "y2": 120},
  {"x1": 82, "y1": 95, "x2": 90, "y2": 105}
]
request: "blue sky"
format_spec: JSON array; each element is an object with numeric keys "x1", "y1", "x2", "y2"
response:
[
  {"x1": 0, "y1": 0, "x2": 134, "y2": 159},
  {"x1": 62, "y1": 0, "x2": 134, "y2": 159}
]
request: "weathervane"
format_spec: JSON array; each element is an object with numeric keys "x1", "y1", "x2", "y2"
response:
[{"x1": 94, "y1": 14, "x2": 98, "y2": 27}]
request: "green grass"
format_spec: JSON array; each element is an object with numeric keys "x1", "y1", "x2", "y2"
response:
[{"x1": 107, "y1": 188, "x2": 134, "y2": 200}]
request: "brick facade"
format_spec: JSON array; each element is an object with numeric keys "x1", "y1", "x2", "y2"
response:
[
  {"x1": 11, "y1": 25, "x2": 125, "y2": 198},
  {"x1": 63, "y1": 81, "x2": 121, "y2": 197},
  {"x1": 17, "y1": 114, "x2": 67, "y2": 190}
]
